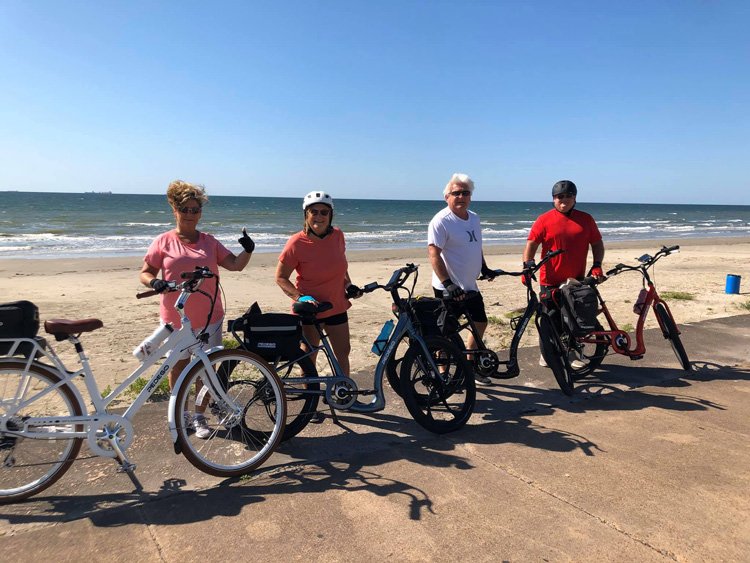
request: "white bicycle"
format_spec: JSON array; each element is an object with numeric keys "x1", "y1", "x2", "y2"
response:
[{"x1": 0, "y1": 267, "x2": 286, "y2": 503}]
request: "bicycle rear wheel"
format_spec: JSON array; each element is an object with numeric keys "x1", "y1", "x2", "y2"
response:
[
  {"x1": 275, "y1": 354, "x2": 319, "y2": 441},
  {"x1": 537, "y1": 314, "x2": 574, "y2": 395},
  {"x1": 175, "y1": 350, "x2": 286, "y2": 477},
  {"x1": 655, "y1": 303, "x2": 691, "y2": 371},
  {"x1": 0, "y1": 361, "x2": 83, "y2": 503},
  {"x1": 399, "y1": 336, "x2": 475, "y2": 434}
]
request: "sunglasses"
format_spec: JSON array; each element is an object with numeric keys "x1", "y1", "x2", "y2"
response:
[
  {"x1": 177, "y1": 206, "x2": 202, "y2": 214},
  {"x1": 449, "y1": 190, "x2": 472, "y2": 197},
  {"x1": 308, "y1": 208, "x2": 330, "y2": 217},
  {"x1": 554, "y1": 193, "x2": 575, "y2": 200}
]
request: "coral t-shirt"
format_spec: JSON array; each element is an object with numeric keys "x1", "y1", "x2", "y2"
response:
[
  {"x1": 278, "y1": 228, "x2": 351, "y2": 319},
  {"x1": 144, "y1": 230, "x2": 231, "y2": 327},
  {"x1": 527, "y1": 208, "x2": 602, "y2": 287}
]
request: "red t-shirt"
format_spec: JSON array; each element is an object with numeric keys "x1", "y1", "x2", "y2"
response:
[
  {"x1": 279, "y1": 228, "x2": 351, "y2": 319},
  {"x1": 527, "y1": 208, "x2": 602, "y2": 286}
]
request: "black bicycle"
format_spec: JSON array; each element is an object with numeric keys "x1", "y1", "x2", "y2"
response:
[{"x1": 385, "y1": 250, "x2": 566, "y2": 394}]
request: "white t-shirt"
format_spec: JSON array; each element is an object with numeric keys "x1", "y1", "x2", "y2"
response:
[{"x1": 428, "y1": 207, "x2": 483, "y2": 292}]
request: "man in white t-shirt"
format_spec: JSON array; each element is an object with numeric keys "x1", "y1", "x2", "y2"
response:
[{"x1": 428, "y1": 173, "x2": 497, "y2": 384}]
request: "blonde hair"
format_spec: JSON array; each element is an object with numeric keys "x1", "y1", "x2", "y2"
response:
[
  {"x1": 443, "y1": 173, "x2": 475, "y2": 197},
  {"x1": 166, "y1": 180, "x2": 209, "y2": 208}
]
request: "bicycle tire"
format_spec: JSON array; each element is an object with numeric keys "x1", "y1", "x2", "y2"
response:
[
  {"x1": 399, "y1": 336, "x2": 475, "y2": 434},
  {"x1": 537, "y1": 314, "x2": 574, "y2": 396},
  {"x1": 0, "y1": 361, "x2": 83, "y2": 503},
  {"x1": 565, "y1": 321, "x2": 609, "y2": 380},
  {"x1": 275, "y1": 354, "x2": 319, "y2": 441},
  {"x1": 175, "y1": 350, "x2": 286, "y2": 477},
  {"x1": 655, "y1": 303, "x2": 691, "y2": 371},
  {"x1": 385, "y1": 333, "x2": 410, "y2": 397}
]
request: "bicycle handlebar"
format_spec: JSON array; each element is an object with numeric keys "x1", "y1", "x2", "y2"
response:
[
  {"x1": 136, "y1": 267, "x2": 215, "y2": 299},
  {"x1": 478, "y1": 249, "x2": 565, "y2": 281},
  {"x1": 605, "y1": 245, "x2": 680, "y2": 278},
  {"x1": 363, "y1": 263, "x2": 419, "y2": 293}
]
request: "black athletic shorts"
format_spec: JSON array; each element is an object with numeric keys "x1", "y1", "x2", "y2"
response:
[
  {"x1": 301, "y1": 311, "x2": 348, "y2": 327},
  {"x1": 432, "y1": 288, "x2": 488, "y2": 324}
]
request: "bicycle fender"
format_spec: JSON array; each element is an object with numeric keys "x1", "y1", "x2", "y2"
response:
[{"x1": 166, "y1": 346, "x2": 224, "y2": 445}]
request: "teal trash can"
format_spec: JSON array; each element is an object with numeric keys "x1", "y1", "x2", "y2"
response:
[{"x1": 725, "y1": 274, "x2": 741, "y2": 294}]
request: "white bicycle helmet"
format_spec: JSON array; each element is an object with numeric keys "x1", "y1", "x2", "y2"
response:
[{"x1": 302, "y1": 190, "x2": 334, "y2": 210}]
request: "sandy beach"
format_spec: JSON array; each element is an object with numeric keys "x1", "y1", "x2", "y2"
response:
[{"x1": 1, "y1": 237, "x2": 748, "y2": 399}]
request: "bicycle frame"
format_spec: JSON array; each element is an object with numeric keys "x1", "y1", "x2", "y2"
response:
[
  {"x1": 447, "y1": 249, "x2": 561, "y2": 378},
  {"x1": 578, "y1": 245, "x2": 683, "y2": 359},
  {"x1": 248, "y1": 264, "x2": 449, "y2": 414}
]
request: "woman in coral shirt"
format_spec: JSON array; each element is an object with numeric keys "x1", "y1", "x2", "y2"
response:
[{"x1": 275, "y1": 191, "x2": 362, "y2": 376}]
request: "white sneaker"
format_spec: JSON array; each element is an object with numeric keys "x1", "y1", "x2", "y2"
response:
[
  {"x1": 192, "y1": 414, "x2": 211, "y2": 439},
  {"x1": 183, "y1": 411, "x2": 193, "y2": 428},
  {"x1": 539, "y1": 354, "x2": 548, "y2": 368},
  {"x1": 568, "y1": 351, "x2": 586, "y2": 370}
]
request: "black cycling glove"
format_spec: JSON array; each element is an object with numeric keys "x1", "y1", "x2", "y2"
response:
[
  {"x1": 480, "y1": 263, "x2": 497, "y2": 280},
  {"x1": 345, "y1": 283, "x2": 363, "y2": 299},
  {"x1": 238, "y1": 228, "x2": 255, "y2": 253},
  {"x1": 442, "y1": 279, "x2": 465, "y2": 300},
  {"x1": 150, "y1": 278, "x2": 169, "y2": 293}
]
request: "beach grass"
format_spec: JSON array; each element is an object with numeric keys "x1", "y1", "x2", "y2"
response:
[
  {"x1": 661, "y1": 291, "x2": 695, "y2": 301},
  {"x1": 128, "y1": 376, "x2": 170, "y2": 401},
  {"x1": 739, "y1": 301, "x2": 750, "y2": 311}
]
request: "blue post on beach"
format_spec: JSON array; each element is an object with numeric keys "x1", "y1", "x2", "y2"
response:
[{"x1": 725, "y1": 274, "x2": 741, "y2": 294}]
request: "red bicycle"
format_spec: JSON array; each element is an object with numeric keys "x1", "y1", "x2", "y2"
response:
[{"x1": 545, "y1": 245, "x2": 691, "y2": 395}]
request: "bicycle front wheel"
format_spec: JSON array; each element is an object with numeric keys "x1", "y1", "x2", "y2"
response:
[
  {"x1": 385, "y1": 333, "x2": 410, "y2": 397},
  {"x1": 275, "y1": 354, "x2": 319, "y2": 441},
  {"x1": 0, "y1": 361, "x2": 83, "y2": 503},
  {"x1": 537, "y1": 314, "x2": 574, "y2": 396},
  {"x1": 175, "y1": 350, "x2": 286, "y2": 477},
  {"x1": 655, "y1": 303, "x2": 691, "y2": 371},
  {"x1": 399, "y1": 336, "x2": 475, "y2": 434}
]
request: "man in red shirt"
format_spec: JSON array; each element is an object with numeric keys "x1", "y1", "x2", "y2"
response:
[{"x1": 523, "y1": 180, "x2": 605, "y2": 367}]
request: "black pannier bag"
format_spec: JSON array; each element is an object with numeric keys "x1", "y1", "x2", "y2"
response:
[
  {"x1": 559, "y1": 281, "x2": 599, "y2": 337},
  {"x1": 410, "y1": 297, "x2": 459, "y2": 337},
  {"x1": 231, "y1": 303, "x2": 302, "y2": 361},
  {"x1": 0, "y1": 300, "x2": 40, "y2": 357}
]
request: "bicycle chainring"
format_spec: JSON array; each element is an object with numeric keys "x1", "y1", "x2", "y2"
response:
[
  {"x1": 325, "y1": 380, "x2": 358, "y2": 410},
  {"x1": 88, "y1": 416, "x2": 134, "y2": 458},
  {"x1": 475, "y1": 350, "x2": 500, "y2": 377}
]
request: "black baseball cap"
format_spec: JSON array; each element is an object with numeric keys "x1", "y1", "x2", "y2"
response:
[{"x1": 552, "y1": 180, "x2": 577, "y2": 197}]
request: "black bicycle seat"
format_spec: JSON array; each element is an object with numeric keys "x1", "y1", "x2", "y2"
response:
[{"x1": 292, "y1": 301, "x2": 333, "y2": 320}]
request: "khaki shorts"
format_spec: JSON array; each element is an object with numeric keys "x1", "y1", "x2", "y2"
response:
[{"x1": 172, "y1": 321, "x2": 223, "y2": 361}]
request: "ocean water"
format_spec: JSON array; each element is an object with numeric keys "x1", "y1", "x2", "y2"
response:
[{"x1": 1, "y1": 191, "x2": 749, "y2": 259}]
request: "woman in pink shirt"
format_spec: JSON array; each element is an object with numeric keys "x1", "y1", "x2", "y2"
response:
[
  {"x1": 276, "y1": 191, "x2": 362, "y2": 376},
  {"x1": 139, "y1": 180, "x2": 255, "y2": 438}
]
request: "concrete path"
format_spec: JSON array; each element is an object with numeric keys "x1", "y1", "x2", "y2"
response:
[{"x1": 1, "y1": 315, "x2": 748, "y2": 562}]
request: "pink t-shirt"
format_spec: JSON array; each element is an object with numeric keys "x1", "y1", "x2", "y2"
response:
[
  {"x1": 279, "y1": 228, "x2": 351, "y2": 319},
  {"x1": 144, "y1": 230, "x2": 231, "y2": 327}
]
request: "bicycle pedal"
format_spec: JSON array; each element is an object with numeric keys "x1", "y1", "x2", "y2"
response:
[{"x1": 116, "y1": 462, "x2": 137, "y2": 474}]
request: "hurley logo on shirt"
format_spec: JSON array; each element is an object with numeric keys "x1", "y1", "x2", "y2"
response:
[{"x1": 466, "y1": 230, "x2": 478, "y2": 242}]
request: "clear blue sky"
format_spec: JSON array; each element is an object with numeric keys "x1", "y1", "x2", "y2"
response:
[{"x1": 1, "y1": 1, "x2": 747, "y2": 204}]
